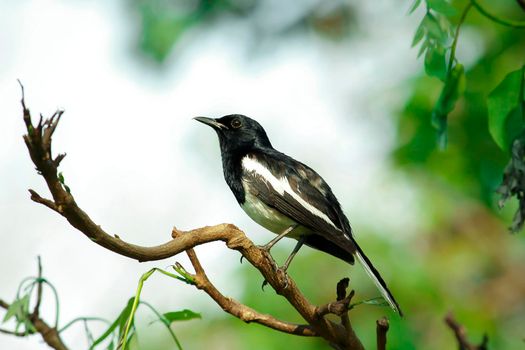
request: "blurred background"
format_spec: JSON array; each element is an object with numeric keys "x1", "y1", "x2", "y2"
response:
[{"x1": 1, "y1": 0, "x2": 524, "y2": 349}]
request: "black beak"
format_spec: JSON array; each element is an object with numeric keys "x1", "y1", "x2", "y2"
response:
[{"x1": 194, "y1": 117, "x2": 228, "y2": 130}]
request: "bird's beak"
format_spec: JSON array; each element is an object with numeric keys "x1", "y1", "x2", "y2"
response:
[{"x1": 193, "y1": 117, "x2": 228, "y2": 130}]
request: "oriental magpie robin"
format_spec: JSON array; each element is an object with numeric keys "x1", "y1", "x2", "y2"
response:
[{"x1": 195, "y1": 114, "x2": 402, "y2": 315}]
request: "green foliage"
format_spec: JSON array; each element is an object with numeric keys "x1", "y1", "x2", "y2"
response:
[
  {"x1": 89, "y1": 298, "x2": 135, "y2": 350},
  {"x1": 407, "y1": 0, "x2": 525, "y2": 232},
  {"x1": 0, "y1": 260, "x2": 201, "y2": 349},
  {"x1": 134, "y1": 0, "x2": 216, "y2": 63},
  {"x1": 488, "y1": 66, "x2": 525, "y2": 151},
  {"x1": 424, "y1": 45, "x2": 447, "y2": 81},
  {"x1": 427, "y1": 0, "x2": 457, "y2": 16},
  {"x1": 118, "y1": 267, "x2": 203, "y2": 349},
  {"x1": 2, "y1": 294, "x2": 36, "y2": 334},
  {"x1": 163, "y1": 310, "x2": 202, "y2": 324},
  {"x1": 411, "y1": 0, "x2": 468, "y2": 147},
  {"x1": 350, "y1": 296, "x2": 389, "y2": 309}
]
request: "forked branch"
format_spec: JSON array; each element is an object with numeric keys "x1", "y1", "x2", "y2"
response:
[
  {"x1": 15, "y1": 84, "x2": 374, "y2": 349},
  {"x1": 445, "y1": 312, "x2": 489, "y2": 350}
]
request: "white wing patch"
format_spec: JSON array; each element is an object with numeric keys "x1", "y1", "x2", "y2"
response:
[{"x1": 241, "y1": 156, "x2": 338, "y2": 230}]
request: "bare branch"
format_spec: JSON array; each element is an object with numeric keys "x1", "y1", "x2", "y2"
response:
[
  {"x1": 445, "y1": 312, "x2": 489, "y2": 350},
  {"x1": 29, "y1": 190, "x2": 60, "y2": 213},
  {"x1": 174, "y1": 231, "x2": 317, "y2": 337},
  {"x1": 18, "y1": 84, "x2": 367, "y2": 349},
  {"x1": 376, "y1": 317, "x2": 389, "y2": 350}
]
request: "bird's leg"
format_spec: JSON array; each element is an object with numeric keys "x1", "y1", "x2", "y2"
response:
[
  {"x1": 261, "y1": 233, "x2": 304, "y2": 290},
  {"x1": 280, "y1": 235, "x2": 305, "y2": 273},
  {"x1": 258, "y1": 224, "x2": 298, "y2": 253}
]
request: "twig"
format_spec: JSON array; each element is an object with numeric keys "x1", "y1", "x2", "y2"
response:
[
  {"x1": 518, "y1": 0, "x2": 525, "y2": 12},
  {"x1": 445, "y1": 312, "x2": 489, "y2": 350},
  {"x1": 18, "y1": 83, "x2": 366, "y2": 349},
  {"x1": 175, "y1": 230, "x2": 316, "y2": 336},
  {"x1": 376, "y1": 317, "x2": 389, "y2": 350}
]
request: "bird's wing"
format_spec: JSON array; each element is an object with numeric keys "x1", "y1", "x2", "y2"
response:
[{"x1": 241, "y1": 152, "x2": 355, "y2": 252}]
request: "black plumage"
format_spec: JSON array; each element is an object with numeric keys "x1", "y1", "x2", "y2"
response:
[{"x1": 195, "y1": 114, "x2": 402, "y2": 315}]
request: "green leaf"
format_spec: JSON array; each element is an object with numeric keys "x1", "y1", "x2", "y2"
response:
[
  {"x1": 432, "y1": 63, "x2": 466, "y2": 148},
  {"x1": 2, "y1": 298, "x2": 24, "y2": 323},
  {"x1": 58, "y1": 172, "x2": 65, "y2": 184},
  {"x1": 423, "y1": 12, "x2": 448, "y2": 45},
  {"x1": 89, "y1": 298, "x2": 134, "y2": 350},
  {"x1": 409, "y1": 0, "x2": 422, "y2": 14},
  {"x1": 424, "y1": 46, "x2": 447, "y2": 81},
  {"x1": 417, "y1": 40, "x2": 429, "y2": 58},
  {"x1": 350, "y1": 297, "x2": 390, "y2": 309},
  {"x1": 412, "y1": 20, "x2": 426, "y2": 47},
  {"x1": 163, "y1": 309, "x2": 201, "y2": 324},
  {"x1": 488, "y1": 68, "x2": 525, "y2": 151},
  {"x1": 427, "y1": 0, "x2": 457, "y2": 16}
]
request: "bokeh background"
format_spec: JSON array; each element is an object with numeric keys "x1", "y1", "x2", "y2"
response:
[{"x1": 1, "y1": 0, "x2": 524, "y2": 349}]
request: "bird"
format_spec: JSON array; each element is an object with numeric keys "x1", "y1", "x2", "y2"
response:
[{"x1": 195, "y1": 114, "x2": 402, "y2": 315}]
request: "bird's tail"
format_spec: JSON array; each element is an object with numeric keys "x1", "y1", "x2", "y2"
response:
[{"x1": 353, "y1": 242, "x2": 403, "y2": 316}]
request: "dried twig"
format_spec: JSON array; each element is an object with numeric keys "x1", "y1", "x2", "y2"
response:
[
  {"x1": 517, "y1": 0, "x2": 525, "y2": 12},
  {"x1": 376, "y1": 317, "x2": 389, "y2": 350},
  {"x1": 445, "y1": 312, "x2": 489, "y2": 350},
  {"x1": 14, "y1": 83, "x2": 366, "y2": 349}
]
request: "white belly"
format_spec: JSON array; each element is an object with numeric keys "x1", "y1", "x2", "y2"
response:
[{"x1": 240, "y1": 191, "x2": 309, "y2": 239}]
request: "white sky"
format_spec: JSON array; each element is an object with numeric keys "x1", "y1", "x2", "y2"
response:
[{"x1": 0, "y1": 0, "x2": 421, "y2": 348}]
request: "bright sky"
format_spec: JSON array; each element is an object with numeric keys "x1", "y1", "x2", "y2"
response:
[{"x1": 0, "y1": 1, "x2": 420, "y2": 348}]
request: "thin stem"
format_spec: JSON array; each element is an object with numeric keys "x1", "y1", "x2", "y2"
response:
[
  {"x1": 139, "y1": 301, "x2": 183, "y2": 350},
  {"x1": 518, "y1": 64, "x2": 525, "y2": 121},
  {"x1": 119, "y1": 267, "x2": 186, "y2": 349},
  {"x1": 41, "y1": 280, "x2": 61, "y2": 329},
  {"x1": 83, "y1": 319, "x2": 94, "y2": 346},
  {"x1": 448, "y1": 3, "x2": 473, "y2": 74},
  {"x1": 16, "y1": 277, "x2": 38, "y2": 299},
  {"x1": 119, "y1": 268, "x2": 156, "y2": 349},
  {"x1": 470, "y1": 0, "x2": 525, "y2": 28},
  {"x1": 33, "y1": 256, "x2": 43, "y2": 317},
  {"x1": 59, "y1": 317, "x2": 110, "y2": 333}
]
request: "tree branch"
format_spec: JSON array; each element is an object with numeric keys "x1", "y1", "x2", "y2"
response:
[
  {"x1": 445, "y1": 312, "x2": 488, "y2": 350},
  {"x1": 17, "y1": 84, "x2": 365, "y2": 349}
]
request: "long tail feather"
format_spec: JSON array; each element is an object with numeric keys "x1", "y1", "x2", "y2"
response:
[{"x1": 354, "y1": 244, "x2": 403, "y2": 316}]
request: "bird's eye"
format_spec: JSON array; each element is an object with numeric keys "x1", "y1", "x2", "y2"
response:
[{"x1": 231, "y1": 119, "x2": 242, "y2": 129}]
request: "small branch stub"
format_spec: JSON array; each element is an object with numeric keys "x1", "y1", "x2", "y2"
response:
[{"x1": 376, "y1": 317, "x2": 389, "y2": 350}]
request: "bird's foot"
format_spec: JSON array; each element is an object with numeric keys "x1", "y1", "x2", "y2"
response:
[
  {"x1": 256, "y1": 243, "x2": 272, "y2": 253},
  {"x1": 261, "y1": 266, "x2": 290, "y2": 290}
]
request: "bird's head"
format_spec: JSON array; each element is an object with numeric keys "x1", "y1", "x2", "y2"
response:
[{"x1": 194, "y1": 114, "x2": 272, "y2": 153}]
